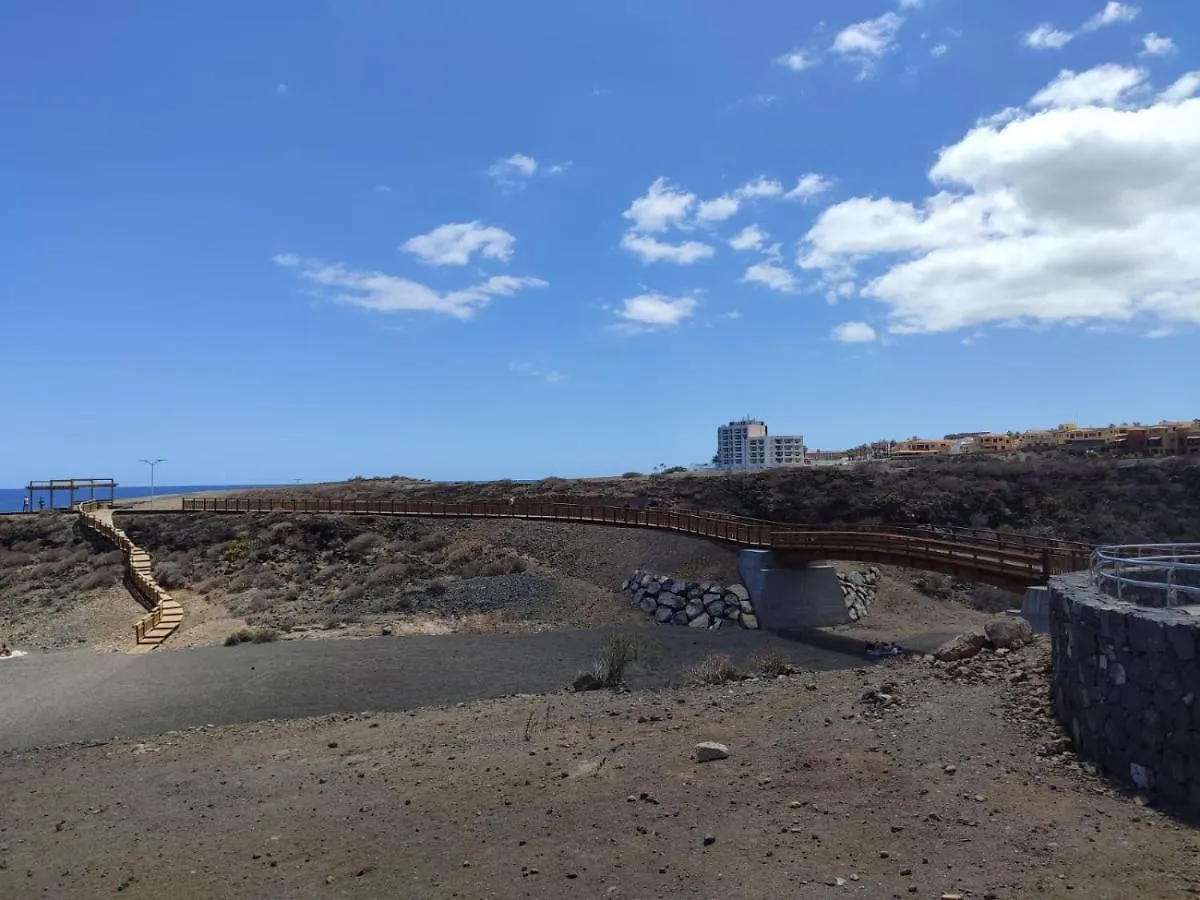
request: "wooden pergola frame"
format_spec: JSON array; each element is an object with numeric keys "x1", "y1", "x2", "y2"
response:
[{"x1": 26, "y1": 478, "x2": 117, "y2": 510}]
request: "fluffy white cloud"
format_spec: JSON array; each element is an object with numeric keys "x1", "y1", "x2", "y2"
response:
[
  {"x1": 831, "y1": 321, "x2": 878, "y2": 343},
  {"x1": 1161, "y1": 72, "x2": 1200, "y2": 104},
  {"x1": 1082, "y1": 1, "x2": 1140, "y2": 32},
  {"x1": 623, "y1": 177, "x2": 696, "y2": 232},
  {"x1": 1140, "y1": 33, "x2": 1176, "y2": 56},
  {"x1": 615, "y1": 293, "x2": 697, "y2": 329},
  {"x1": 799, "y1": 69, "x2": 1200, "y2": 335},
  {"x1": 695, "y1": 195, "x2": 741, "y2": 223},
  {"x1": 729, "y1": 224, "x2": 768, "y2": 251},
  {"x1": 1023, "y1": 25, "x2": 1075, "y2": 50},
  {"x1": 832, "y1": 12, "x2": 905, "y2": 76},
  {"x1": 488, "y1": 153, "x2": 538, "y2": 190},
  {"x1": 931, "y1": 43, "x2": 949, "y2": 57},
  {"x1": 275, "y1": 256, "x2": 546, "y2": 320},
  {"x1": 508, "y1": 362, "x2": 566, "y2": 383},
  {"x1": 401, "y1": 222, "x2": 516, "y2": 266},
  {"x1": 776, "y1": 49, "x2": 817, "y2": 71},
  {"x1": 786, "y1": 173, "x2": 833, "y2": 201},
  {"x1": 1030, "y1": 64, "x2": 1146, "y2": 109},
  {"x1": 736, "y1": 177, "x2": 784, "y2": 199},
  {"x1": 620, "y1": 232, "x2": 715, "y2": 264},
  {"x1": 742, "y1": 263, "x2": 798, "y2": 293}
]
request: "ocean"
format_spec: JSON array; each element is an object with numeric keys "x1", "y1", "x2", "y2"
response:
[{"x1": 0, "y1": 484, "x2": 277, "y2": 514}]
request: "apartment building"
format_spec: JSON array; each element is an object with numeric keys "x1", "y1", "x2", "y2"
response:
[
  {"x1": 716, "y1": 419, "x2": 805, "y2": 470},
  {"x1": 973, "y1": 433, "x2": 1022, "y2": 453},
  {"x1": 1120, "y1": 421, "x2": 1200, "y2": 456},
  {"x1": 892, "y1": 438, "x2": 955, "y2": 457}
]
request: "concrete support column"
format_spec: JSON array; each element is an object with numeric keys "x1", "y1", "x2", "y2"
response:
[
  {"x1": 1020, "y1": 585, "x2": 1050, "y2": 634},
  {"x1": 737, "y1": 549, "x2": 850, "y2": 631}
]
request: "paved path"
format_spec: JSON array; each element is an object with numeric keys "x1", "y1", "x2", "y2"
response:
[{"x1": 0, "y1": 629, "x2": 900, "y2": 753}]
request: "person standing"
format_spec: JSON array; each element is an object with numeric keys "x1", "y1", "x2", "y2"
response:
[
  {"x1": 22, "y1": 497, "x2": 30, "y2": 513},
  {"x1": 38, "y1": 497, "x2": 45, "y2": 511}
]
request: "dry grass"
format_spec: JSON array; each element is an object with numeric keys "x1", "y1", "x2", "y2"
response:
[{"x1": 685, "y1": 652, "x2": 743, "y2": 685}]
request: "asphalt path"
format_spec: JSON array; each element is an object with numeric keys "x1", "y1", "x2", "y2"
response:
[{"x1": 0, "y1": 627, "x2": 939, "y2": 753}]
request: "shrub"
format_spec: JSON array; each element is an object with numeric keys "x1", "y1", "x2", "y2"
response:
[
  {"x1": 427, "y1": 578, "x2": 447, "y2": 597},
  {"x1": 154, "y1": 560, "x2": 187, "y2": 589},
  {"x1": 686, "y1": 653, "x2": 743, "y2": 685},
  {"x1": 591, "y1": 634, "x2": 659, "y2": 687},
  {"x1": 346, "y1": 532, "x2": 383, "y2": 559},
  {"x1": 224, "y1": 627, "x2": 278, "y2": 646},
  {"x1": 749, "y1": 648, "x2": 793, "y2": 677},
  {"x1": 914, "y1": 572, "x2": 954, "y2": 599}
]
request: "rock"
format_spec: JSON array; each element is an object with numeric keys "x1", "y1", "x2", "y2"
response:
[
  {"x1": 729, "y1": 584, "x2": 750, "y2": 602},
  {"x1": 670, "y1": 580, "x2": 689, "y2": 596},
  {"x1": 690, "y1": 613, "x2": 712, "y2": 629},
  {"x1": 640, "y1": 597, "x2": 656, "y2": 615},
  {"x1": 984, "y1": 617, "x2": 1033, "y2": 650},
  {"x1": 685, "y1": 601, "x2": 704, "y2": 619},
  {"x1": 705, "y1": 600, "x2": 724, "y2": 617},
  {"x1": 660, "y1": 593, "x2": 686, "y2": 611},
  {"x1": 702, "y1": 834, "x2": 716, "y2": 846},
  {"x1": 739, "y1": 613, "x2": 760, "y2": 630},
  {"x1": 644, "y1": 582, "x2": 661, "y2": 597},
  {"x1": 621, "y1": 579, "x2": 631, "y2": 592},
  {"x1": 722, "y1": 602, "x2": 741, "y2": 619},
  {"x1": 654, "y1": 607, "x2": 673, "y2": 624},
  {"x1": 934, "y1": 632, "x2": 986, "y2": 662},
  {"x1": 572, "y1": 672, "x2": 602, "y2": 692},
  {"x1": 670, "y1": 611, "x2": 689, "y2": 626},
  {"x1": 381, "y1": 625, "x2": 394, "y2": 636},
  {"x1": 695, "y1": 741, "x2": 730, "y2": 762}
]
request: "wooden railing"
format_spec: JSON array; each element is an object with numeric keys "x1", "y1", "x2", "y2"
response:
[{"x1": 180, "y1": 497, "x2": 1093, "y2": 589}]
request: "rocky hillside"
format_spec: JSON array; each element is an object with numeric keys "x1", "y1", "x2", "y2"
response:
[{"x1": 242, "y1": 456, "x2": 1200, "y2": 544}]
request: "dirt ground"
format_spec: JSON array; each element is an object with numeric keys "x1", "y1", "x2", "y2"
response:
[{"x1": 2, "y1": 640, "x2": 1196, "y2": 900}]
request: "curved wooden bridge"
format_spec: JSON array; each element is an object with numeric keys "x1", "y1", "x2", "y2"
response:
[{"x1": 180, "y1": 497, "x2": 1093, "y2": 592}]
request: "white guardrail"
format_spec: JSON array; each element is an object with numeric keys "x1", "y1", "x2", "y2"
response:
[{"x1": 1091, "y1": 544, "x2": 1200, "y2": 607}]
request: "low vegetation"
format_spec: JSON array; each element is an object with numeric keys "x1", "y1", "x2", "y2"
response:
[
  {"x1": 0, "y1": 514, "x2": 124, "y2": 617},
  {"x1": 223, "y1": 627, "x2": 278, "y2": 646},
  {"x1": 685, "y1": 652, "x2": 743, "y2": 685}
]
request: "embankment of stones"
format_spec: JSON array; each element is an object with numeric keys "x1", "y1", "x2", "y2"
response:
[
  {"x1": 1050, "y1": 572, "x2": 1200, "y2": 808},
  {"x1": 622, "y1": 566, "x2": 880, "y2": 632}
]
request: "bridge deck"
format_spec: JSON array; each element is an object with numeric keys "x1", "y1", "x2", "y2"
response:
[{"x1": 176, "y1": 497, "x2": 1093, "y2": 591}]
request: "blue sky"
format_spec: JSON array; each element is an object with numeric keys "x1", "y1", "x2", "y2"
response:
[{"x1": 3, "y1": 0, "x2": 1198, "y2": 485}]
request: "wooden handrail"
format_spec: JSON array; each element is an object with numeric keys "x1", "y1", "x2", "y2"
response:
[{"x1": 177, "y1": 496, "x2": 1092, "y2": 587}]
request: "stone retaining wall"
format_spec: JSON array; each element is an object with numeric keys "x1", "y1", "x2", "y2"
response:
[
  {"x1": 622, "y1": 566, "x2": 880, "y2": 632},
  {"x1": 1050, "y1": 572, "x2": 1200, "y2": 808}
]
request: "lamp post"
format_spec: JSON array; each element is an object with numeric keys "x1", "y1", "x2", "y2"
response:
[{"x1": 139, "y1": 458, "x2": 166, "y2": 498}]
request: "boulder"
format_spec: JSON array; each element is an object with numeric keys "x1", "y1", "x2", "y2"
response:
[
  {"x1": 985, "y1": 617, "x2": 1033, "y2": 650},
  {"x1": 695, "y1": 741, "x2": 730, "y2": 762},
  {"x1": 685, "y1": 601, "x2": 704, "y2": 620},
  {"x1": 670, "y1": 580, "x2": 689, "y2": 596},
  {"x1": 640, "y1": 596, "x2": 657, "y2": 615},
  {"x1": 934, "y1": 632, "x2": 987, "y2": 662},
  {"x1": 705, "y1": 599, "x2": 725, "y2": 617},
  {"x1": 739, "y1": 613, "x2": 760, "y2": 630},
  {"x1": 670, "y1": 611, "x2": 689, "y2": 626},
  {"x1": 654, "y1": 606, "x2": 674, "y2": 624},
  {"x1": 729, "y1": 584, "x2": 750, "y2": 602},
  {"x1": 660, "y1": 593, "x2": 686, "y2": 611},
  {"x1": 644, "y1": 582, "x2": 661, "y2": 597},
  {"x1": 722, "y1": 601, "x2": 741, "y2": 619},
  {"x1": 739, "y1": 599, "x2": 755, "y2": 615},
  {"x1": 621, "y1": 579, "x2": 631, "y2": 592},
  {"x1": 689, "y1": 613, "x2": 712, "y2": 629}
]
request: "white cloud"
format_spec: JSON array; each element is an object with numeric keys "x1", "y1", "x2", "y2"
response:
[
  {"x1": 620, "y1": 232, "x2": 715, "y2": 265},
  {"x1": 776, "y1": 49, "x2": 817, "y2": 71},
  {"x1": 736, "y1": 177, "x2": 784, "y2": 199},
  {"x1": 373, "y1": 184, "x2": 392, "y2": 194},
  {"x1": 488, "y1": 153, "x2": 538, "y2": 190},
  {"x1": 931, "y1": 43, "x2": 949, "y2": 57},
  {"x1": 1030, "y1": 64, "x2": 1146, "y2": 109},
  {"x1": 742, "y1": 263, "x2": 799, "y2": 293},
  {"x1": 1160, "y1": 72, "x2": 1200, "y2": 104},
  {"x1": 786, "y1": 173, "x2": 833, "y2": 201},
  {"x1": 798, "y1": 74, "x2": 1200, "y2": 336},
  {"x1": 831, "y1": 321, "x2": 878, "y2": 343},
  {"x1": 695, "y1": 195, "x2": 741, "y2": 223},
  {"x1": 1082, "y1": 1, "x2": 1140, "y2": 32},
  {"x1": 275, "y1": 256, "x2": 546, "y2": 320},
  {"x1": 508, "y1": 362, "x2": 566, "y2": 383},
  {"x1": 898, "y1": 0, "x2": 923, "y2": 7},
  {"x1": 623, "y1": 177, "x2": 696, "y2": 233},
  {"x1": 546, "y1": 162, "x2": 571, "y2": 175},
  {"x1": 401, "y1": 222, "x2": 516, "y2": 266},
  {"x1": 1140, "y1": 33, "x2": 1176, "y2": 56},
  {"x1": 615, "y1": 293, "x2": 698, "y2": 330},
  {"x1": 831, "y1": 12, "x2": 905, "y2": 77},
  {"x1": 1023, "y1": 25, "x2": 1075, "y2": 50},
  {"x1": 729, "y1": 225, "x2": 768, "y2": 251}
]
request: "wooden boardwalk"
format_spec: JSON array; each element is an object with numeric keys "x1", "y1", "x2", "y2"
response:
[{"x1": 180, "y1": 497, "x2": 1094, "y2": 592}]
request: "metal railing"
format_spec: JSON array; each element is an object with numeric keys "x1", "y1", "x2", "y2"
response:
[
  {"x1": 1091, "y1": 544, "x2": 1200, "y2": 607},
  {"x1": 179, "y1": 496, "x2": 1093, "y2": 587}
]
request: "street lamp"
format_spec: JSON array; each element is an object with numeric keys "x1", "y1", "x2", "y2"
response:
[{"x1": 139, "y1": 458, "x2": 166, "y2": 498}]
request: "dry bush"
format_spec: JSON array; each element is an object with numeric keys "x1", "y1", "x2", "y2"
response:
[
  {"x1": 346, "y1": 532, "x2": 383, "y2": 559},
  {"x1": 914, "y1": 572, "x2": 955, "y2": 599},
  {"x1": 224, "y1": 627, "x2": 278, "y2": 646},
  {"x1": 749, "y1": 647, "x2": 794, "y2": 676},
  {"x1": 686, "y1": 653, "x2": 743, "y2": 685},
  {"x1": 591, "y1": 634, "x2": 660, "y2": 687},
  {"x1": 154, "y1": 560, "x2": 187, "y2": 589},
  {"x1": 334, "y1": 584, "x2": 365, "y2": 604},
  {"x1": 73, "y1": 570, "x2": 115, "y2": 591}
]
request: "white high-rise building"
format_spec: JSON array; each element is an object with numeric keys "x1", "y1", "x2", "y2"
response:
[{"x1": 716, "y1": 419, "x2": 806, "y2": 470}]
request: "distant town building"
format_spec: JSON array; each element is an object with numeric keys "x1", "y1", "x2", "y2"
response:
[{"x1": 716, "y1": 418, "x2": 806, "y2": 471}]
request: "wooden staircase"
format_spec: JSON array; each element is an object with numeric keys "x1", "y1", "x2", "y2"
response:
[{"x1": 77, "y1": 501, "x2": 184, "y2": 651}]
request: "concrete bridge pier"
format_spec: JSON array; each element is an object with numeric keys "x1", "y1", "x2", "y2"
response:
[
  {"x1": 737, "y1": 549, "x2": 851, "y2": 631},
  {"x1": 1020, "y1": 585, "x2": 1051, "y2": 634}
]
